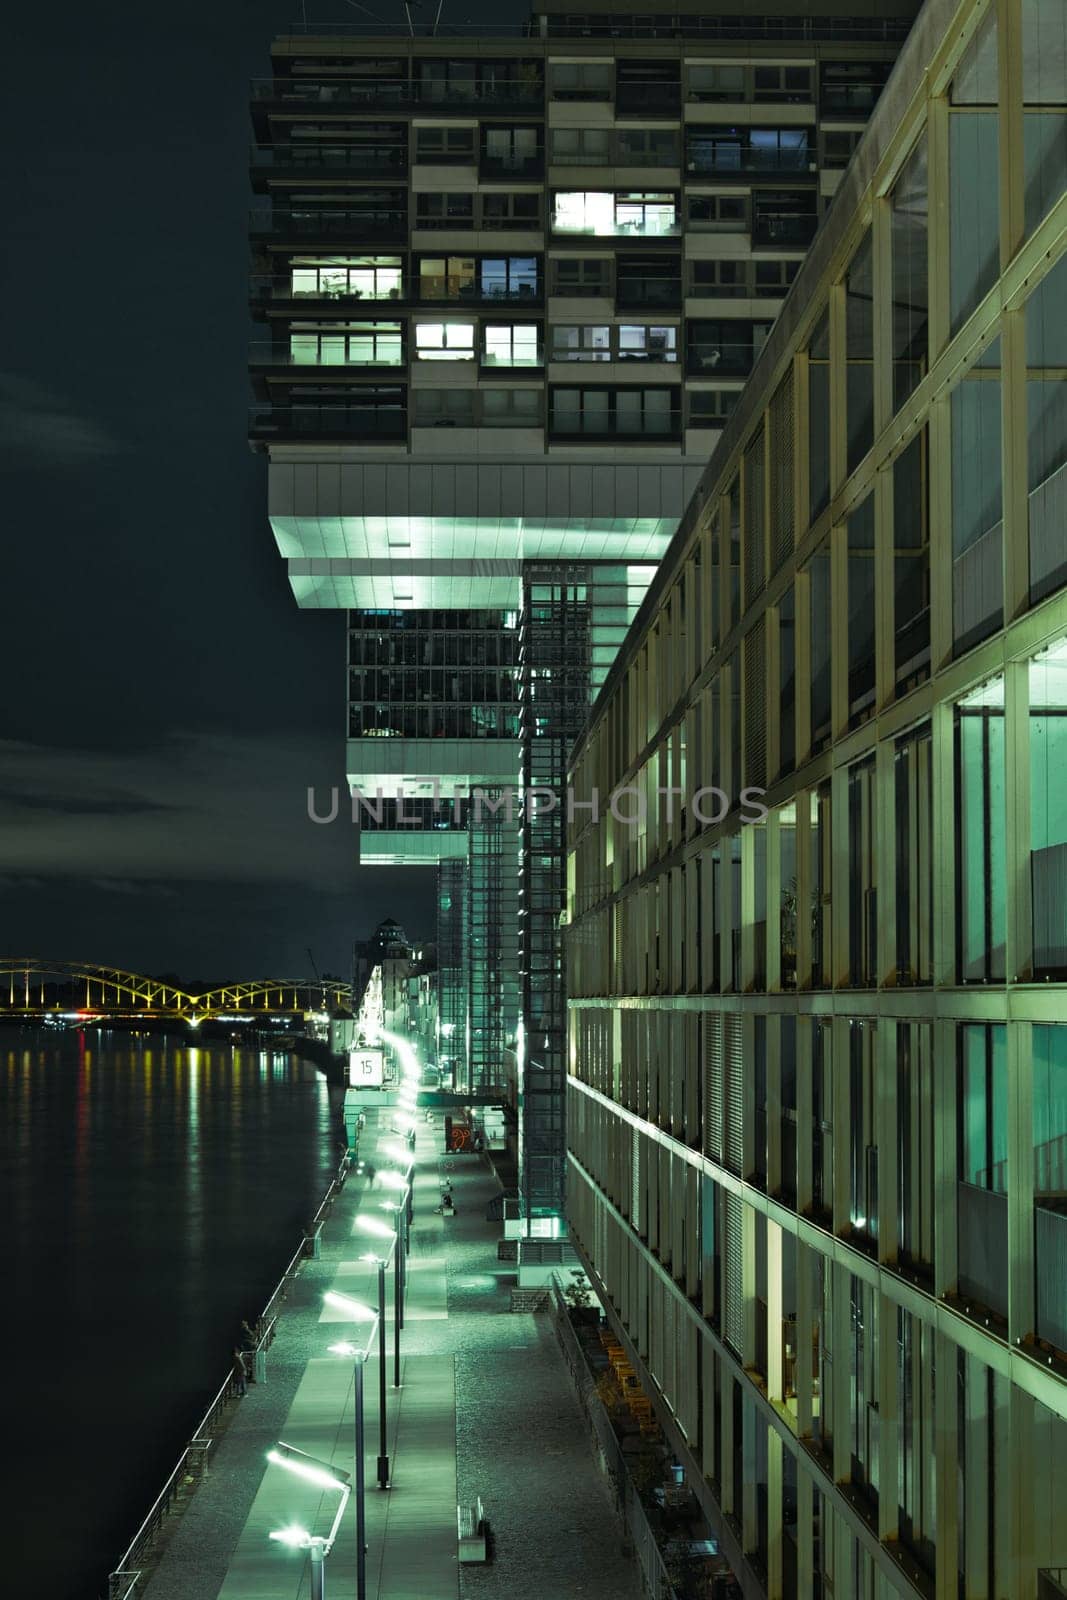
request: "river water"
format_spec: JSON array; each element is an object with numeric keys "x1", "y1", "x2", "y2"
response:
[{"x1": 0, "y1": 1028, "x2": 338, "y2": 1600}]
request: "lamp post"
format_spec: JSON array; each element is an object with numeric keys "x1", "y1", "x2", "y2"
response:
[
  {"x1": 356, "y1": 1209, "x2": 405, "y2": 1386},
  {"x1": 264, "y1": 1444, "x2": 351, "y2": 1600},
  {"x1": 359, "y1": 1253, "x2": 391, "y2": 1488},
  {"x1": 323, "y1": 1292, "x2": 379, "y2": 1600}
]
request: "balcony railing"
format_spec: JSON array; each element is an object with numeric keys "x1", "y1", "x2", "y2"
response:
[
  {"x1": 251, "y1": 143, "x2": 407, "y2": 176},
  {"x1": 249, "y1": 342, "x2": 404, "y2": 369},
  {"x1": 479, "y1": 152, "x2": 544, "y2": 179},
  {"x1": 752, "y1": 214, "x2": 818, "y2": 248},
  {"x1": 250, "y1": 208, "x2": 407, "y2": 242},
  {"x1": 686, "y1": 340, "x2": 756, "y2": 377},
  {"x1": 251, "y1": 76, "x2": 542, "y2": 109},
  {"x1": 614, "y1": 278, "x2": 682, "y2": 309},
  {"x1": 249, "y1": 403, "x2": 406, "y2": 441},
  {"x1": 417, "y1": 282, "x2": 542, "y2": 305},
  {"x1": 249, "y1": 275, "x2": 405, "y2": 305},
  {"x1": 686, "y1": 147, "x2": 813, "y2": 177}
]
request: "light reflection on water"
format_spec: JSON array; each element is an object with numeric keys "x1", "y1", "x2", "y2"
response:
[{"x1": 0, "y1": 1028, "x2": 337, "y2": 1600}]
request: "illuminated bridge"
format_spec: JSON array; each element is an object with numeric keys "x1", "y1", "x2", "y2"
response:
[{"x1": 0, "y1": 959, "x2": 353, "y2": 1022}]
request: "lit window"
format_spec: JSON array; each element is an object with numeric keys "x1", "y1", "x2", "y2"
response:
[
  {"x1": 551, "y1": 325, "x2": 611, "y2": 361},
  {"x1": 415, "y1": 321, "x2": 475, "y2": 359},
  {"x1": 553, "y1": 191, "x2": 615, "y2": 234},
  {"x1": 483, "y1": 324, "x2": 541, "y2": 366}
]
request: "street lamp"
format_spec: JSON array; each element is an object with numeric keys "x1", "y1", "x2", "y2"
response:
[
  {"x1": 264, "y1": 1444, "x2": 350, "y2": 1600},
  {"x1": 356, "y1": 1211, "x2": 405, "y2": 1386},
  {"x1": 322, "y1": 1292, "x2": 379, "y2": 1600},
  {"x1": 357, "y1": 1251, "x2": 394, "y2": 1488}
]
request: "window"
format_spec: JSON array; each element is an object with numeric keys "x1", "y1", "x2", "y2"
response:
[
  {"x1": 549, "y1": 61, "x2": 612, "y2": 101},
  {"x1": 290, "y1": 255, "x2": 402, "y2": 300},
  {"x1": 845, "y1": 232, "x2": 875, "y2": 472},
  {"x1": 481, "y1": 125, "x2": 542, "y2": 176},
  {"x1": 615, "y1": 128, "x2": 679, "y2": 166},
  {"x1": 847, "y1": 758, "x2": 877, "y2": 986},
  {"x1": 897, "y1": 1023, "x2": 934, "y2": 1271},
  {"x1": 952, "y1": 340, "x2": 1003, "y2": 652},
  {"x1": 823, "y1": 129, "x2": 863, "y2": 169},
  {"x1": 549, "y1": 324, "x2": 676, "y2": 361},
  {"x1": 686, "y1": 63, "x2": 745, "y2": 102},
  {"x1": 550, "y1": 127, "x2": 610, "y2": 164},
  {"x1": 686, "y1": 126, "x2": 811, "y2": 175},
  {"x1": 890, "y1": 137, "x2": 929, "y2": 411},
  {"x1": 948, "y1": 13, "x2": 999, "y2": 333},
  {"x1": 481, "y1": 388, "x2": 542, "y2": 427},
  {"x1": 616, "y1": 253, "x2": 681, "y2": 309},
  {"x1": 414, "y1": 125, "x2": 475, "y2": 163},
  {"x1": 894, "y1": 429, "x2": 931, "y2": 693},
  {"x1": 288, "y1": 323, "x2": 402, "y2": 365},
  {"x1": 691, "y1": 259, "x2": 748, "y2": 297},
  {"x1": 552, "y1": 257, "x2": 611, "y2": 297},
  {"x1": 479, "y1": 256, "x2": 539, "y2": 299},
  {"x1": 552, "y1": 190, "x2": 678, "y2": 236},
  {"x1": 847, "y1": 494, "x2": 876, "y2": 723},
  {"x1": 957, "y1": 1024, "x2": 1009, "y2": 1318},
  {"x1": 751, "y1": 189, "x2": 818, "y2": 246},
  {"x1": 896, "y1": 726, "x2": 933, "y2": 985},
  {"x1": 549, "y1": 386, "x2": 679, "y2": 438},
  {"x1": 753, "y1": 65, "x2": 811, "y2": 102},
  {"x1": 414, "y1": 192, "x2": 474, "y2": 228},
  {"x1": 618, "y1": 324, "x2": 677, "y2": 360},
  {"x1": 819, "y1": 59, "x2": 891, "y2": 114},
  {"x1": 1026, "y1": 256, "x2": 1067, "y2": 602},
  {"x1": 689, "y1": 390, "x2": 738, "y2": 425},
  {"x1": 753, "y1": 259, "x2": 799, "y2": 296},
  {"x1": 956, "y1": 677, "x2": 1006, "y2": 983},
  {"x1": 418, "y1": 255, "x2": 475, "y2": 299},
  {"x1": 808, "y1": 310, "x2": 830, "y2": 520},
  {"x1": 413, "y1": 388, "x2": 476, "y2": 426},
  {"x1": 414, "y1": 321, "x2": 475, "y2": 360},
  {"x1": 481, "y1": 191, "x2": 541, "y2": 229},
  {"x1": 687, "y1": 319, "x2": 769, "y2": 377},
  {"x1": 616, "y1": 59, "x2": 679, "y2": 114},
  {"x1": 482, "y1": 323, "x2": 541, "y2": 366},
  {"x1": 1030, "y1": 641, "x2": 1067, "y2": 979},
  {"x1": 686, "y1": 193, "x2": 747, "y2": 231},
  {"x1": 551, "y1": 324, "x2": 611, "y2": 361}
]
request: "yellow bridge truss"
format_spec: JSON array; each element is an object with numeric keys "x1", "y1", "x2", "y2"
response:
[{"x1": 0, "y1": 959, "x2": 353, "y2": 1019}]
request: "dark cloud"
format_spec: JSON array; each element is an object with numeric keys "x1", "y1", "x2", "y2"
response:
[{"x1": 0, "y1": 373, "x2": 122, "y2": 466}]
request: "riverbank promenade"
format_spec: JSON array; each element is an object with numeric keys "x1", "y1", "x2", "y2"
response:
[{"x1": 140, "y1": 1111, "x2": 644, "y2": 1600}]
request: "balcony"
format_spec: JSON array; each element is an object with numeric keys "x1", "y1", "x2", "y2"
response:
[
  {"x1": 249, "y1": 275, "x2": 405, "y2": 310},
  {"x1": 249, "y1": 206, "x2": 407, "y2": 244},
  {"x1": 250, "y1": 143, "x2": 407, "y2": 182},
  {"x1": 686, "y1": 340, "x2": 756, "y2": 378},
  {"x1": 250, "y1": 76, "x2": 543, "y2": 111},
  {"x1": 479, "y1": 150, "x2": 544, "y2": 180},
  {"x1": 957, "y1": 1182, "x2": 1008, "y2": 1321},
  {"x1": 249, "y1": 402, "x2": 406, "y2": 443},
  {"x1": 249, "y1": 340, "x2": 404, "y2": 371},
  {"x1": 751, "y1": 213, "x2": 818, "y2": 248},
  {"x1": 614, "y1": 277, "x2": 681, "y2": 311},
  {"x1": 686, "y1": 144, "x2": 814, "y2": 179}
]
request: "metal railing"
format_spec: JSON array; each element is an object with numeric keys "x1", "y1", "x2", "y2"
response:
[
  {"x1": 107, "y1": 1151, "x2": 351, "y2": 1600},
  {"x1": 251, "y1": 76, "x2": 543, "y2": 108},
  {"x1": 251, "y1": 143, "x2": 408, "y2": 174},
  {"x1": 548, "y1": 1283, "x2": 678, "y2": 1600},
  {"x1": 249, "y1": 404, "x2": 407, "y2": 442}
]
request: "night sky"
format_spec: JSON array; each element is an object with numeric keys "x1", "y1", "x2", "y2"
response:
[{"x1": 0, "y1": 1, "x2": 516, "y2": 979}]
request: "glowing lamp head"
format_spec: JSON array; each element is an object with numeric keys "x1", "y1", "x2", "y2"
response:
[
  {"x1": 266, "y1": 1446, "x2": 350, "y2": 1493},
  {"x1": 269, "y1": 1524, "x2": 312, "y2": 1550}
]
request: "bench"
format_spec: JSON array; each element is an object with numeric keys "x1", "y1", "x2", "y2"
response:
[{"x1": 457, "y1": 1498, "x2": 488, "y2": 1563}]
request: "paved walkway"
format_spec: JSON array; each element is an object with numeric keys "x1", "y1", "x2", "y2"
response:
[{"x1": 141, "y1": 1111, "x2": 643, "y2": 1600}]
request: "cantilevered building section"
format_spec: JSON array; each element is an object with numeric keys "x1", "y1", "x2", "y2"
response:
[
  {"x1": 249, "y1": 0, "x2": 919, "y2": 1229},
  {"x1": 565, "y1": 0, "x2": 1067, "y2": 1591}
]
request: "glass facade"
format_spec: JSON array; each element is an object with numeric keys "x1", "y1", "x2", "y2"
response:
[{"x1": 565, "y1": 2, "x2": 1067, "y2": 1595}]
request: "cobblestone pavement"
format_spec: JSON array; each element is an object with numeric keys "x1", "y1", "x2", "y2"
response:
[{"x1": 140, "y1": 1112, "x2": 643, "y2": 1600}]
